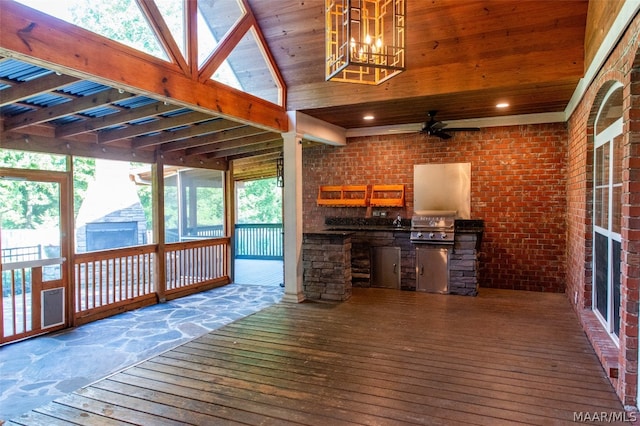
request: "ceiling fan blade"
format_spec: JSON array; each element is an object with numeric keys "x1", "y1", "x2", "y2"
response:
[
  {"x1": 436, "y1": 131, "x2": 452, "y2": 140},
  {"x1": 420, "y1": 110, "x2": 479, "y2": 138}
]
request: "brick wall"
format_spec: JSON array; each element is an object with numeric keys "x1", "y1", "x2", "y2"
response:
[
  {"x1": 303, "y1": 124, "x2": 567, "y2": 292},
  {"x1": 566, "y1": 12, "x2": 640, "y2": 408}
]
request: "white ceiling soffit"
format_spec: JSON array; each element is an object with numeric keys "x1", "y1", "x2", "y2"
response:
[{"x1": 346, "y1": 112, "x2": 566, "y2": 138}]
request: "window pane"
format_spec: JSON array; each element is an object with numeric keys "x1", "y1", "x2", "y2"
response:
[
  {"x1": 74, "y1": 158, "x2": 152, "y2": 252},
  {"x1": 595, "y1": 144, "x2": 608, "y2": 187},
  {"x1": 594, "y1": 232, "x2": 608, "y2": 319},
  {"x1": 198, "y1": 0, "x2": 245, "y2": 67},
  {"x1": 612, "y1": 134, "x2": 622, "y2": 186},
  {"x1": 612, "y1": 185, "x2": 622, "y2": 234},
  {"x1": 215, "y1": 27, "x2": 282, "y2": 105},
  {"x1": 594, "y1": 187, "x2": 609, "y2": 229},
  {"x1": 164, "y1": 167, "x2": 225, "y2": 242},
  {"x1": 596, "y1": 87, "x2": 623, "y2": 135},
  {"x1": 155, "y1": 0, "x2": 185, "y2": 59},
  {"x1": 611, "y1": 134, "x2": 623, "y2": 235},
  {"x1": 0, "y1": 149, "x2": 67, "y2": 172},
  {"x1": 185, "y1": 169, "x2": 224, "y2": 239},
  {"x1": 612, "y1": 239, "x2": 621, "y2": 337},
  {"x1": 17, "y1": 0, "x2": 168, "y2": 61}
]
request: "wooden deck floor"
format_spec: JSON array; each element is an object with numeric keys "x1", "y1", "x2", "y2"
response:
[{"x1": 9, "y1": 288, "x2": 627, "y2": 425}]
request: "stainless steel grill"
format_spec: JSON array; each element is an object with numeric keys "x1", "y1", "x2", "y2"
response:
[{"x1": 410, "y1": 210, "x2": 456, "y2": 244}]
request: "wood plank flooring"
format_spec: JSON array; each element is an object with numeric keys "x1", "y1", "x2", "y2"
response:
[{"x1": 8, "y1": 288, "x2": 628, "y2": 425}]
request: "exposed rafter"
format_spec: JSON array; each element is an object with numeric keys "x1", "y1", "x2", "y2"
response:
[{"x1": 0, "y1": 0, "x2": 288, "y2": 180}]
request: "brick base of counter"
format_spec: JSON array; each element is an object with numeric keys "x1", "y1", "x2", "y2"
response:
[{"x1": 302, "y1": 233, "x2": 352, "y2": 301}]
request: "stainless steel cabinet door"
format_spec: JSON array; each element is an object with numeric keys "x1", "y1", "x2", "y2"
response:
[
  {"x1": 371, "y1": 246, "x2": 401, "y2": 289},
  {"x1": 416, "y1": 246, "x2": 449, "y2": 293}
]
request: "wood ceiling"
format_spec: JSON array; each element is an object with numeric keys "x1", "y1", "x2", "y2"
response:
[
  {"x1": 0, "y1": 0, "x2": 625, "y2": 180},
  {"x1": 248, "y1": 0, "x2": 592, "y2": 128}
]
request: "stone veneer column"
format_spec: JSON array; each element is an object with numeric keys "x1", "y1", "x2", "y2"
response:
[
  {"x1": 302, "y1": 232, "x2": 352, "y2": 301},
  {"x1": 448, "y1": 232, "x2": 479, "y2": 296}
]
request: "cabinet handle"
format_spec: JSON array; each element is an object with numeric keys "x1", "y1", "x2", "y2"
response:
[
  {"x1": 420, "y1": 265, "x2": 424, "y2": 275},
  {"x1": 393, "y1": 263, "x2": 397, "y2": 274}
]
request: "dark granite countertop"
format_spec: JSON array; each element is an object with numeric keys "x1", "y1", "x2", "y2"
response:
[
  {"x1": 304, "y1": 230, "x2": 355, "y2": 236},
  {"x1": 323, "y1": 217, "x2": 484, "y2": 233},
  {"x1": 324, "y1": 225, "x2": 411, "y2": 232},
  {"x1": 324, "y1": 216, "x2": 410, "y2": 232}
]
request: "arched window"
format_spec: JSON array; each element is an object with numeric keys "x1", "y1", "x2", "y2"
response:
[{"x1": 593, "y1": 83, "x2": 624, "y2": 341}]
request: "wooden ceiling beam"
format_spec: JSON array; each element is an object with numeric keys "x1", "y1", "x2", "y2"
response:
[
  {"x1": 234, "y1": 166, "x2": 276, "y2": 177},
  {"x1": 213, "y1": 139, "x2": 282, "y2": 159},
  {"x1": 132, "y1": 117, "x2": 244, "y2": 149},
  {"x1": 98, "y1": 111, "x2": 213, "y2": 144},
  {"x1": 157, "y1": 121, "x2": 250, "y2": 152},
  {"x1": 234, "y1": 171, "x2": 277, "y2": 182},
  {"x1": 185, "y1": 131, "x2": 279, "y2": 156},
  {"x1": 55, "y1": 101, "x2": 182, "y2": 138},
  {"x1": 0, "y1": 130, "x2": 155, "y2": 163},
  {"x1": 4, "y1": 87, "x2": 138, "y2": 131},
  {"x1": 233, "y1": 150, "x2": 281, "y2": 164},
  {"x1": 229, "y1": 146, "x2": 283, "y2": 160},
  {"x1": 161, "y1": 150, "x2": 228, "y2": 171},
  {"x1": 0, "y1": 1, "x2": 288, "y2": 133},
  {"x1": 233, "y1": 153, "x2": 280, "y2": 167},
  {"x1": 0, "y1": 73, "x2": 77, "y2": 107}
]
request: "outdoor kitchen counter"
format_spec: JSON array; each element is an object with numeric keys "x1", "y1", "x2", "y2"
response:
[
  {"x1": 303, "y1": 219, "x2": 484, "y2": 298},
  {"x1": 302, "y1": 231, "x2": 353, "y2": 301}
]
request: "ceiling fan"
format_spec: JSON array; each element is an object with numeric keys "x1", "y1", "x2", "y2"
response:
[{"x1": 420, "y1": 111, "x2": 480, "y2": 139}]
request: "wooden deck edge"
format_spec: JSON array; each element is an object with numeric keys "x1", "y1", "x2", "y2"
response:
[
  {"x1": 75, "y1": 294, "x2": 158, "y2": 326},
  {"x1": 164, "y1": 278, "x2": 231, "y2": 301}
]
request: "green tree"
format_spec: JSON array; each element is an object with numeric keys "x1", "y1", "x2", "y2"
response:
[
  {"x1": 237, "y1": 178, "x2": 282, "y2": 224},
  {"x1": 0, "y1": 150, "x2": 66, "y2": 229},
  {"x1": 69, "y1": 0, "x2": 167, "y2": 59},
  {"x1": 72, "y1": 157, "x2": 96, "y2": 218}
]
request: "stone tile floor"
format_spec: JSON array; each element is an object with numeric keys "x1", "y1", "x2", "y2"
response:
[{"x1": 0, "y1": 259, "x2": 284, "y2": 422}]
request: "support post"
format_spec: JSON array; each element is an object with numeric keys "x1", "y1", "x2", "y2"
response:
[
  {"x1": 282, "y1": 130, "x2": 305, "y2": 302},
  {"x1": 153, "y1": 157, "x2": 166, "y2": 302}
]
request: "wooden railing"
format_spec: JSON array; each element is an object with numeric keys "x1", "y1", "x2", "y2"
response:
[
  {"x1": 164, "y1": 224, "x2": 282, "y2": 260},
  {"x1": 165, "y1": 237, "x2": 229, "y2": 296},
  {"x1": 74, "y1": 245, "x2": 157, "y2": 318},
  {"x1": 235, "y1": 223, "x2": 283, "y2": 259},
  {"x1": 74, "y1": 238, "x2": 231, "y2": 323},
  {"x1": 3, "y1": 236, "x2": 234, "y2": 336},
  {"x1": 165, "y1": 225, "x2": 224, "y2": 242},
  {"x1": 2, "y1": 258, "x2": 65, "y2": 344},
  {"x1": 2, "y1": 264, "x2": 32, "y2": 341}
]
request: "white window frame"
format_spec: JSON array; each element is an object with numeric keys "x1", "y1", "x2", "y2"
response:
[{"x1": 592, "y1": 82, "x2": 623, "y2": 345}]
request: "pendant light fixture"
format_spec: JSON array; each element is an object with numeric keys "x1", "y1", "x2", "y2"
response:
[{"x1": 326, "y1": 0, "x2": 406, "y2": 85}]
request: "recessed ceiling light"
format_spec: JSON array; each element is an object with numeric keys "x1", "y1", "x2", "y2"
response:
[
  {"x1": 363, "y1": 115, "x2": 375, "y2": 120},
  {"x1": 496, "y1": 102, "x2": 509, "y2": 108}
]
